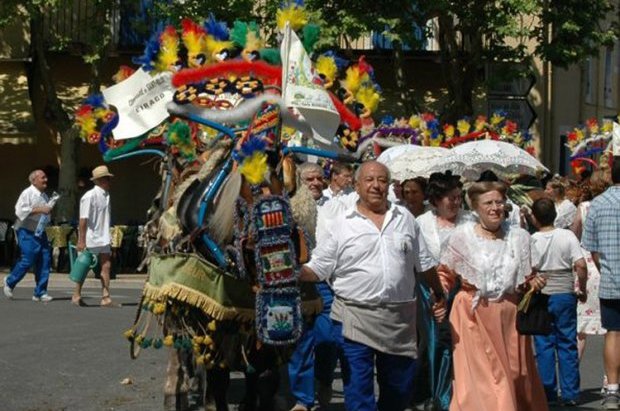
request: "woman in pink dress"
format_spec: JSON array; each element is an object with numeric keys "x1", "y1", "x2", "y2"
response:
[{"x1": 440, "y1": 181, "x2": 548, "y2": 411}]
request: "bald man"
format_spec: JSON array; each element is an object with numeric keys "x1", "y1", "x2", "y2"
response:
[
  {"x1": 3, "y1": 170, "x2": 54, "y2": 302},
  {"x1": 300, "y1": 161, "x2": 446, "y2": 411}
]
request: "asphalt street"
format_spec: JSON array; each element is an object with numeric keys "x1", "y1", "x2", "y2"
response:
[{"x1": 0, "y1": 273, "x2": 609, "y2": 411}]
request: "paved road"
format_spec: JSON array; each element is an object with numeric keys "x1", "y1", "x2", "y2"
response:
[{"x1": 0, "y1": 273, "x2": 608, "y2": 410}]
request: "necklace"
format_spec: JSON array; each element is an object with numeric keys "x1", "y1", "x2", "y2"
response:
[{"x1": 477, "y1": 223, "x2": 502, "y2": 239}]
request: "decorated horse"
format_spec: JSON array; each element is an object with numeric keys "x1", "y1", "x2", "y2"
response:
[{"x1": 75, "y1": 7, "x2": 381, "y2": 410}]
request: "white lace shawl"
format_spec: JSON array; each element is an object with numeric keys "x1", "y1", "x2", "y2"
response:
[
  {"x1": 417, "y1": 209, "x2": 474, "y2": 260},
  {"x1": 439, "y1": 222, "x2": 533, "y2": 309}
]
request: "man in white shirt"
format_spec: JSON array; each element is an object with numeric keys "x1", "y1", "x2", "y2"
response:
[
  {"x1": 3, "y1": 170, "x2": 54, "y2": 302},
  {"x1": 300, "y1": 161, "x2": 446, "y2": 411},
  {"x1": 72, "y1": 165, "x2": 116, "y2": 307},
  {"x1": 288, "y1": 162, "x2": 341, "y2": 411},
  {"x1": 322, "y1": 162, "x2": 353, "y2": 200}
]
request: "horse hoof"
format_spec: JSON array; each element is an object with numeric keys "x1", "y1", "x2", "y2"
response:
[{"x1": 164, "y1": 393, "x2": 190, "y2": 411}]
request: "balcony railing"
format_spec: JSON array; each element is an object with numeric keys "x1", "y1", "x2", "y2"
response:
[{"x1": 43, "y1": 0, "x2": 440, "y2": 53}]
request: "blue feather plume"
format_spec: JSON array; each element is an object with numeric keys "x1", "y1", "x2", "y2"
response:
[
  {"x1": 204, "y1": 13, "x2": 229, "y2": 41},
  {"x1": 323, "y1": 50, "x2": 348, "y2": 71},
  {"x1": 84, "y1": 94, "x2": 106, "y2": 107},
  {"x1": 240, "y1": 136, "x2": 267, "y2": 158},
  {"x1": 132, "y1": 23, "x2": 164, "y2": 71}
]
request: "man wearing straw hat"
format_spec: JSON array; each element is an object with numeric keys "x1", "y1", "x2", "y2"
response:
[{"x1": 72, "y1": 165, "x2": 117, "y2": 307}]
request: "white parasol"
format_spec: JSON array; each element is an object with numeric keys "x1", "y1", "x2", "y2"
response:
[
  {"x1": 376, "y1": 144, "x2": 424, "y2": 165},
  {"x1": 381, "y1": 145, "x2": 450, "y2": 180},
  {"x1": 427, "y1": 139, "x2": 548, "y2": 179}
]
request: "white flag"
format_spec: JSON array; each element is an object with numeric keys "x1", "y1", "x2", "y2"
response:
[
  {"x1": 280, "y1": 24, "x2": 340, "y2": 147},
  {"x1": 102, "y1": 68, "x2": 174, "y2": 140}
]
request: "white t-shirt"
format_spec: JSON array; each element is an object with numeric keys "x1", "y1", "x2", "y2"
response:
[
  {"x1": 79, "y1": 185, "x2": 111, "y2": 248},
  {"x1": 532, "y1": 228, "x2": 583, "y2": 294}
]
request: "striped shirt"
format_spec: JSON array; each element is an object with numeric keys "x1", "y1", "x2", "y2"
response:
[{"x1": 582, "y1": 186, "x2": 620, "y2": 299}]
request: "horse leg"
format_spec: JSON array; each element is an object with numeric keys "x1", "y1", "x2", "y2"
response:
[
  {"x1": 163, "y1": 348, "x2": 190, "y2": 411},
  {"x1": 240, "y1": 346, "x2": 280, "y2": 411},
  {"x1": 256, "y1": 366, "x2": 280, "y2": 411},
  {"x1": 205, "y1": 367, "x2": 230, "y2": 411}
]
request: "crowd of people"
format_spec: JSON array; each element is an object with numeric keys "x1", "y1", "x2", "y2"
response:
[
  {"x1": 292, "y1": 158, "x2": 620, "y2": 411},
  {"x1": 3, "y1": 156, "x2": 620, "y2": 411}
]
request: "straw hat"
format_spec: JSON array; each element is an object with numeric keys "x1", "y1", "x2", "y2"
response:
[{"x1": 90, "y1": 165, "x2": 114, "y2": 181}]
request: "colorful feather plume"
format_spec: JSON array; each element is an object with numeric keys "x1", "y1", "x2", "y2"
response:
[
  {"x1": 301, "y1": 24, "x2": 320, "y2": 52},
  {"x1": 166, "y1": 121, "x2": 196, "y2": 161},
  {"x1": 75, "y1": 94, "x2": 118, "y2": 144},
  {"x1": 155, "y1": 26, "x2": 180, "y2": 73},
  {"x1": 182, "y1": 18, "x2": 208, "y2": 67},
  {"x1": 236, "y1": 136, "x2": 268, "y2": 185},
  {"x1": 355, "y1": 85, "x2": 381, "y2": 115},
  {"x1": 231, "y1": 21, "x2": 260, "y2": 49},
  {"x1": 277, "y1": 1, "x2": 308, "y2": 32},
  {"x1": 112, "y1": 66, "x2": 136, "y2": 83},
  {"x1": 132, "y1": 25, "x2": 163, "y2": 71},
  {"x1": 315, "y1": 54, "x2": 338, "y2": 87},
  {"x1": 239, "y1": 151, "x2": 268, "y2": 185},
  {"x1": 323, "y1": 50, "x2": 348, "y2": 71},
  {"x1": 204, "y1": 13, "x2": 229, "y2": 41}
]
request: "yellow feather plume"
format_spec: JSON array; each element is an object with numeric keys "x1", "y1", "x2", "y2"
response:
[
  {"x1": 156, "y1": 26, "x2": 180, "y2": 73},
  {"x1": 343, "y1": 67, "x2": 369, "y2": 95},
  {"x1": 206, "y1": 37, "x2": 234, "y2": 62},
  {"x1": 277, "y1": 4, "x2": 308, "y2": 32},
  {"x1": 239, "y1": 152, "x2": 268, "y2": 185},
  {"x1": 315, "y1": 55, "x2": 338, "y2": 85},
  {"x1": 355, "y1": 86, "x2": 381, "y2": 114},
  {"x1": 245, "y1": 31, "x2": 263, "y2": 52}
]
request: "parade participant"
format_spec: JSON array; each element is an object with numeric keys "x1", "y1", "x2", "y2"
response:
[
  {"x1": 440, "y1": 181, "x2": 548, "y2": 411},
  {"x1": 288, "y1": 162, "x2": 340, "y2": 411},
  {"x1": 545, "y1": 176, "x2": 577, "y2": 229},
  {"x1": 300, "y1": 161, "x2": 446, "y2": 411},
  {"x1": 322, "y1": 162, "x2": 354, "y2": 200},
  {"x1": 72, "y1": 165, "x2": 117, "y2": 307},
  {"x1": 3, "y1": 170, "x2": 54, "y2": 302},
  {"x1": 582, "y1": 158, "x2": 620, "y2": 410},
  {"x1": 418, "y1": 172, "x2": 470, "y2": 259},
  {"x1": 414, "y1": 171, "x2": 470, "y2": 409},
  {"x1": 530, "y1": 198, "x2": 587, "y2": 406},
  {"x1": 401, "y1": 177, "x2": 428, "y2": 217},
  {"x1": 571, "y1": 171, "x2": 609, "y2": 394}
]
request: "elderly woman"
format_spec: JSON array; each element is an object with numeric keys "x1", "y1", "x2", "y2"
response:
[
  {"x1": 414, "y1": 172, "x2": 471, "y2": 409},
  {"x1": 545, "y1": 176, "x2": 577, "y2": 229},
  {"x1": 440, "y1": 181, "x2": 548, "y2": 411},
  {"x1": 401, "y1": 177, "x2": 428, "y2": 217}
]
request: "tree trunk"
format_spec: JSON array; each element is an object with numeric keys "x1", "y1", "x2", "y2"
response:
[
  {"x1": 437, "y1": 15, "x2": 475, "y2": 123},
  {"x1": 30, "y1": 10, "x2": 79, "y2": 222},
  {"x1": 392, "y1": 40, "x2": 421, "y2": 114}
]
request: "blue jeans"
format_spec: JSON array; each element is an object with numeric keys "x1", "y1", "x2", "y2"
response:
[
  {"x1": 288, "y1": 282, "x2": 340, "y2": 407},
  {"x1": 333, "y1": 321, "x2": 417, "y2": 411},
  {"x1": 534, "y1": 293, "x2": 580, "y2": 402},
  {"x1": 6, "y1": 228, "x2": 52, "y2": 297}
]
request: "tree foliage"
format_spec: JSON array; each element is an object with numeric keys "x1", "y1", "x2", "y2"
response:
[{"x1": 0, "y1": 0, "x2": 116, "y2": 221}]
